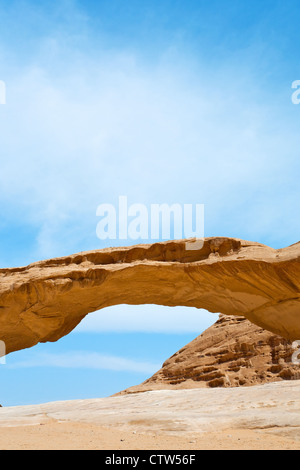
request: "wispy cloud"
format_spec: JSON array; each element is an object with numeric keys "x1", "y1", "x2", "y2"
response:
[
  {"x1": 0, "y1": 33, "x2": 299, "y2": 266},
  {"x1": 74, "y1": 305, "x2": 218, "y2": 334},
  {"x1": 0, "y1": 0, "x2": 299, "y2": 269},
  {"x1": 6, "y1": 350, "x2": 160, "y2": 374}
]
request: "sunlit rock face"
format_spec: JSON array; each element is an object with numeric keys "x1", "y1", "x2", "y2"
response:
[
  {"x1": 0, "y1": 238, "x2": 299, "y2": 355},
  {"x1": 119, "y1": 315, "x2": 300, "y2": 394}
]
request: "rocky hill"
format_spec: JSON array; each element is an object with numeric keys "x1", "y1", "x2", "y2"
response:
[{"x1": 119, "y1": 314, "x2": 300, "y2": 394}]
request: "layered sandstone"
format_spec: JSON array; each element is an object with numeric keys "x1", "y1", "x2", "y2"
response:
[
  {"x1": 120, "y1": 315, "x2": 300, "y2": 394},
  {"x1": 0, "y1": 238, "x2": 299, "y2": 355}
]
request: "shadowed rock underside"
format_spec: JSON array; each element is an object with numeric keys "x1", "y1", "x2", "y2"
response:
[{"x1": 0, "y1": 237, "x2": 299, "y2": 355}]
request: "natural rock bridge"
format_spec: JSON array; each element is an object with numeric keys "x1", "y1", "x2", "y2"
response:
[{"x1": 0, "y1": 237, "x2": 299, "y2": 355}]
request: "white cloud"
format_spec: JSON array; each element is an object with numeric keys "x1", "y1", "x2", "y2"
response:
[
  {"x1": 0, "y1": 20, "x2": 299, "y2": 265},
  {"x1": 6, "y1": 350, "x2": 160, "y2": 374},
  {"x1": 74, "y1": 305, "x2": 218, "y2": 334}
]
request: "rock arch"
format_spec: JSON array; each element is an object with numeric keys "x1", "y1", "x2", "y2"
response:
[{"x1": 0, "y1": 237, "x2": 299, "y2": 355}]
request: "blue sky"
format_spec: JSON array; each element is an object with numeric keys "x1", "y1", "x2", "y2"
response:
[{"x1": 0, "y1": 0, "x2": 299, "y2": 405}]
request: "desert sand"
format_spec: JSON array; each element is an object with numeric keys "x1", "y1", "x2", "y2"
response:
[
  {"x1": 0, "y1": 422, "x2": 298, "y2": 450},
  {"x1": 0, "y1": 381, "x2": 299, "y2": 450}
]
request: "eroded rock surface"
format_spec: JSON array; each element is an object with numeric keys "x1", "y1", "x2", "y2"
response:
[
  {"x1": 120, "y1": 315, "x2": 300, "y2": 394},
  {"x1": 1, "y1": 381, "x2": 300, "y2": 446},
  {"x1": 0, "y1": 238, "x2": 299, "y2": 355}
]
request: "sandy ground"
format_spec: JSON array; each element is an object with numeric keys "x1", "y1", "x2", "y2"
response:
[
  {"x1": 0, "y1": 381, "x2": 300, "y2": 450},
  {"x1": 0, "y1": 423, "x2": 298, "y2": 450}
]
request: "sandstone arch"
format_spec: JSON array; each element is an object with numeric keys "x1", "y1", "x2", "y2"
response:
[{"x1": 0, "y1": 237, "x2": 299, "y2": 355}]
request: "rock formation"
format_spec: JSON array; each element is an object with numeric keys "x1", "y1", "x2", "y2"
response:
[
  {"x1": 0, "y1": 237, "x2": 299, "y2": 355},
  {"x1": 119, "y1": 315, "x2": 300, "y2": 394}
]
